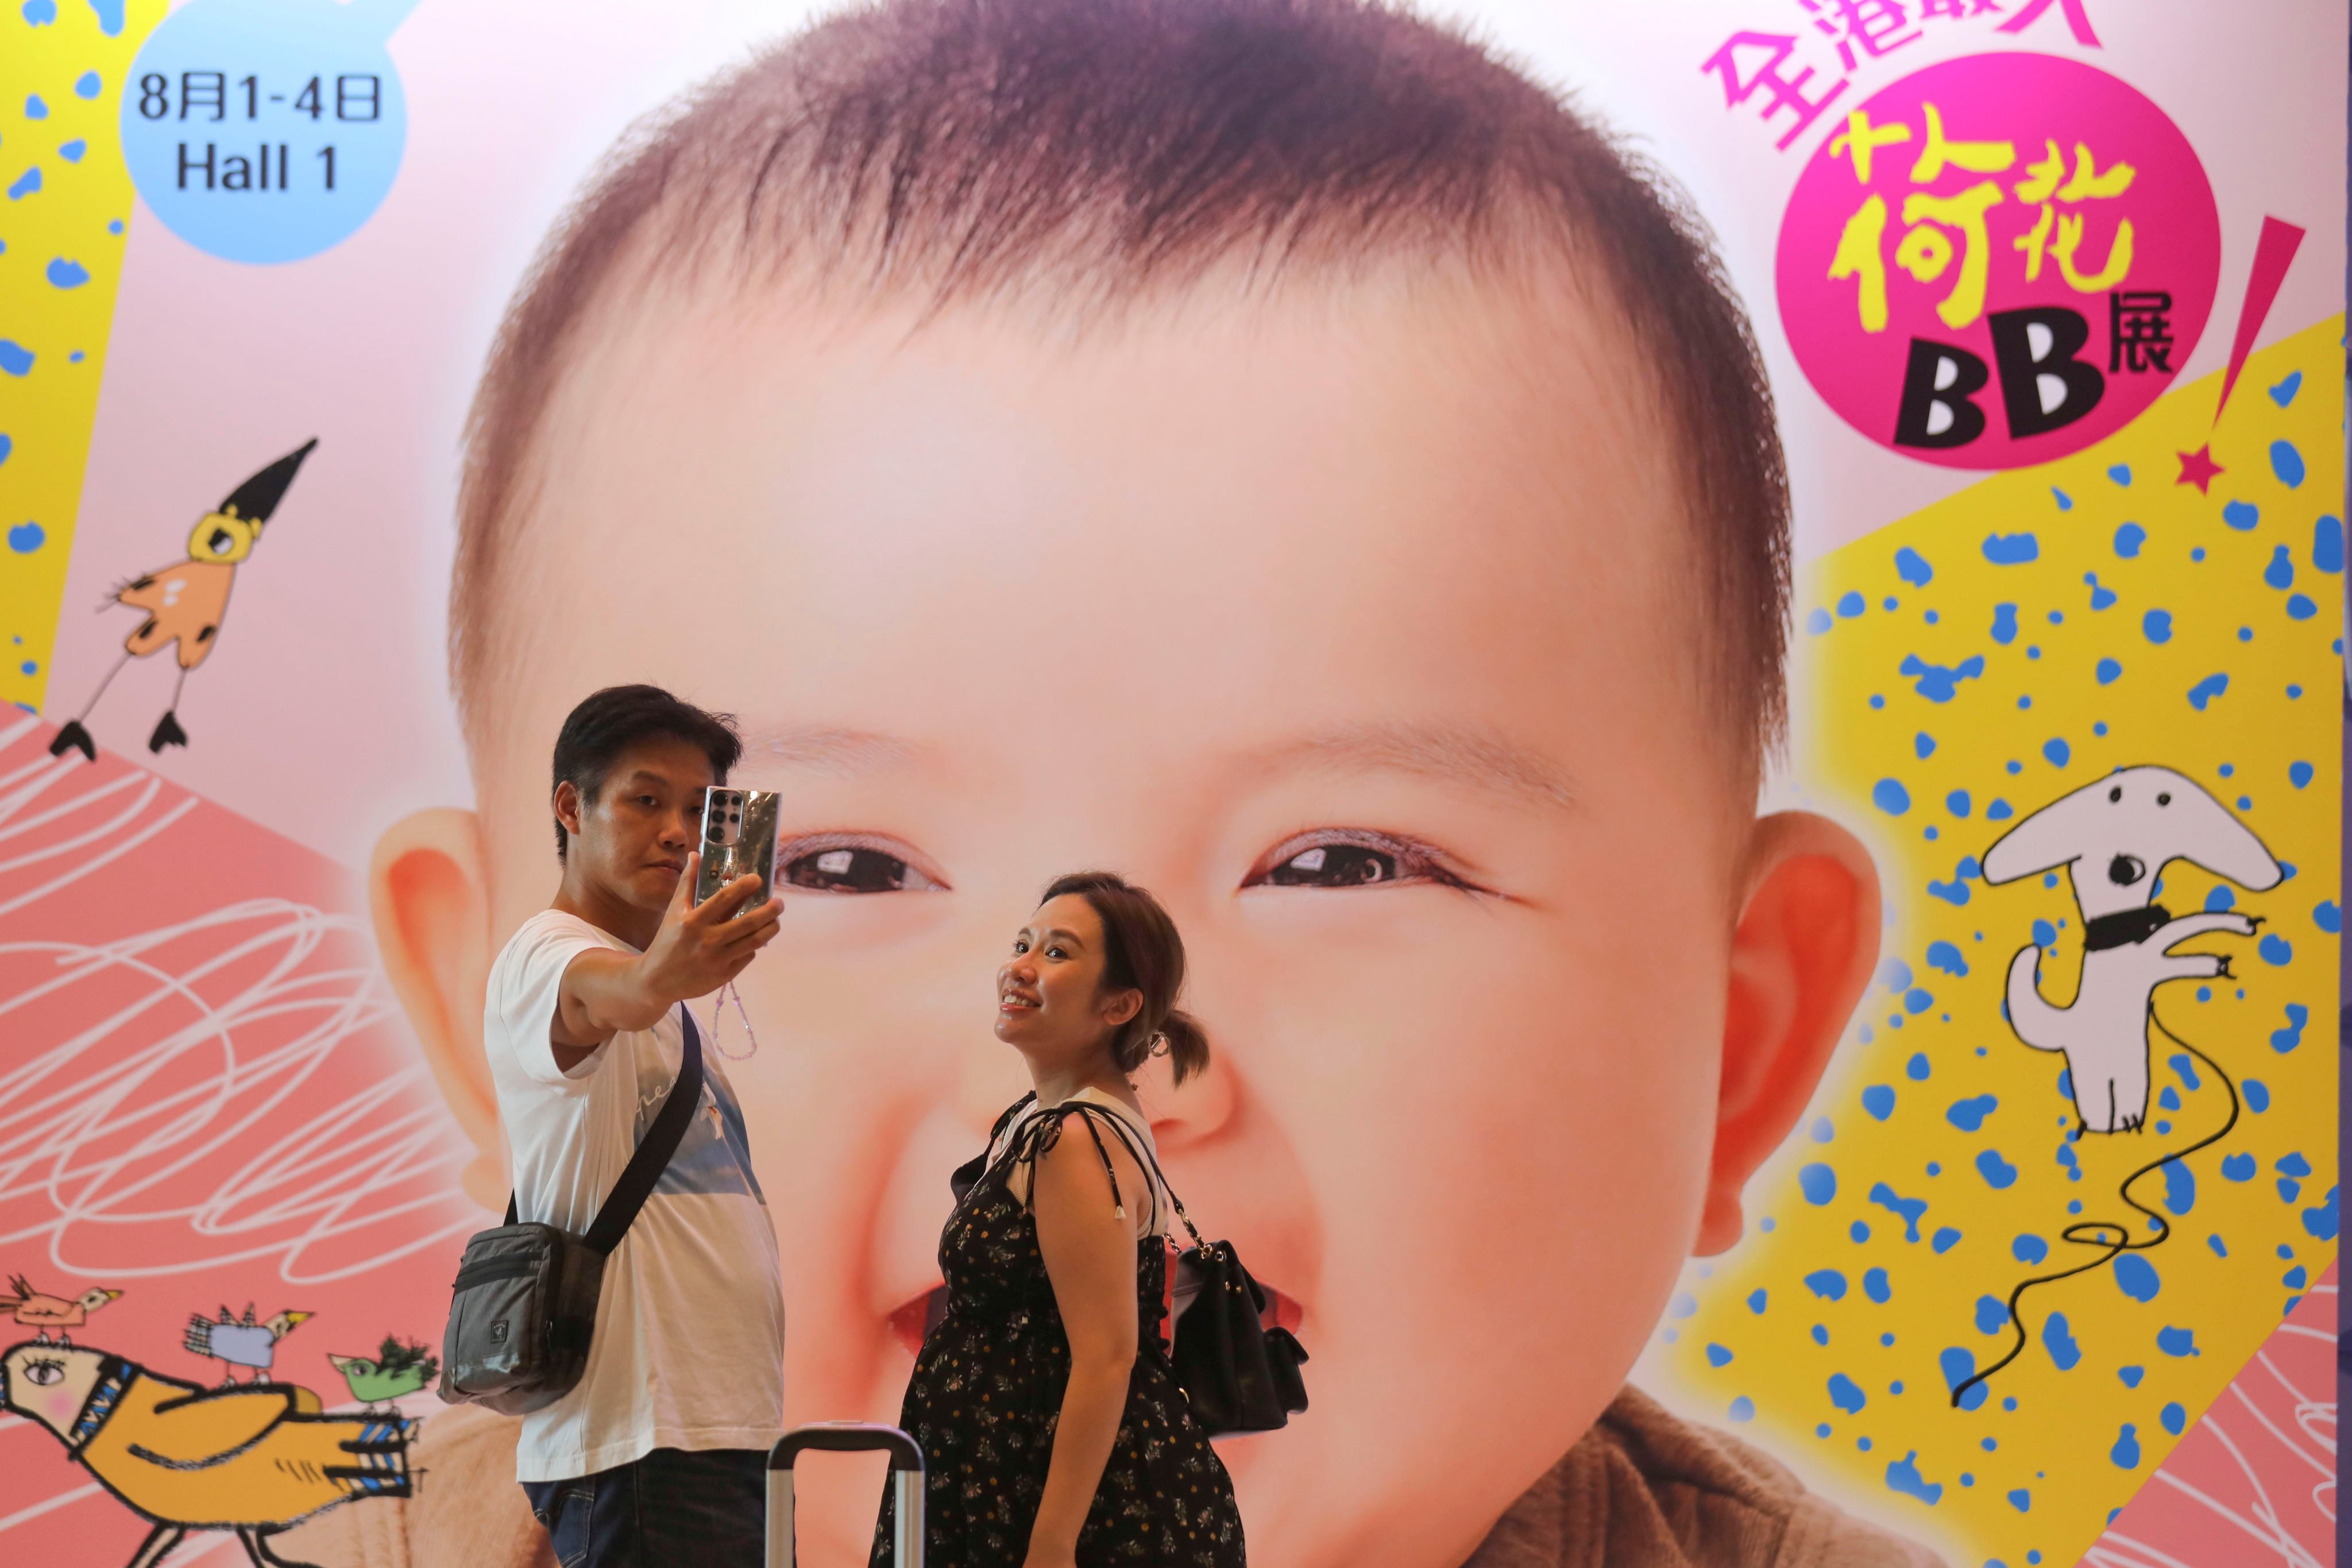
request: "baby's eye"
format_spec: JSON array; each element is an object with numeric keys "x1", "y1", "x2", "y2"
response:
[
  {"x1": 1266, "y1": 843, "x2": 1396, "y2": 886},
  {"x1": 782, "y1": 839, "x2": 947, "y2": 893},
  {"x1": 1244, "y1": 831, "x2": 1481, "y2": 893}
]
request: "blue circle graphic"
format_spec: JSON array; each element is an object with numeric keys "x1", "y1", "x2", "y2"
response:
[{"x1": 121, "y1": 0, "x2": 409, "y2": 265}]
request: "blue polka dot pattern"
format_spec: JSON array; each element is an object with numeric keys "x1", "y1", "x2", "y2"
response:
[{"x1": 1661, "y1": 325, "x2": 2339, "y2": 1568}]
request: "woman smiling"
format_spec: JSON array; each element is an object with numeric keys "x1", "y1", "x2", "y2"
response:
[{"x1": 876, "y1": 872, "x2": 1243, "y2": 1568}]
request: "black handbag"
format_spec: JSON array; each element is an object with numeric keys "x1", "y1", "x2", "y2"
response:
[
  {"x1": 437, "y1": 1007, "x2": 705, "y2": 1415},
  {"x1": 1165, "y1": 1231, "x2": 1310, "y2": 1435},
  {"x1": 1033, "y1": 1100, "x2": 1310, "y2": 1436}
]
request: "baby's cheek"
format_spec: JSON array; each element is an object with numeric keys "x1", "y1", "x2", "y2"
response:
[{"x1": 1475, "y1": 971, "x2": 1721, "y2": 1341}]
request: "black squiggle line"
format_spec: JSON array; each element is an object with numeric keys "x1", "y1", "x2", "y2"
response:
[{"x1": 1949, "y1": 1018, "x2": 2240, "y2": 1408}]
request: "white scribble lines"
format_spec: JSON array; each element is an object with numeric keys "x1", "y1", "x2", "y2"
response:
[
  {"x1": 0, "y1": 725, "x2": 485, "y2": 1543},
  {"x1": 0, "y1": 725, "x2": 476, "y2": 1286},
  {"x1": 2084, "y1": 1530, "x2": 2217, "y2": 1568},
  {"x1": 2077, "y1": 1274, "x2": 2336, "y2": 1566},
  {"x1": 0, "y1": 756, "x2": 199, "y2": 920},
  {"x1": 2226, "y1": 1365, "x2": 2332, "y2": 1481},
  {"x1": 2150, "y1": 1416, "x2": 2327, "y2": 1568},
  {"x1": 0, "y1": 1481, "x2": 106, "y2": 1535}
]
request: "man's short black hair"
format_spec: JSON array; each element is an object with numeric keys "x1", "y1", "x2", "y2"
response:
[{"x1": 550, "y1": 685, "x2": 743, "y2": 859}]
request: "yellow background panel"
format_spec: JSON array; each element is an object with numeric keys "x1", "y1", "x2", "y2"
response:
[
  {"x1": 0, "y1": 0, "x2": 165, "y2": 713},
  {"x1": 1666, "y1": 319, "x2": 2342, "y2": 1568}
]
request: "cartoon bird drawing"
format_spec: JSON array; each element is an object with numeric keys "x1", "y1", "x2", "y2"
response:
[
  {"x1": 326, "y1": 1337, "x2": 439, "y2": 1409},
  {"x1": 49, "y1": 438, "x2": 318, "y2": 763},
  {"x1": 184, "y1": 1304, "x2": 312, "y2": 1386},
  {"x1": 6, "y1": 1274, "x2": 123, "y2": 1345},
  {"x1": 2, "y1": 1338, "x2": 410, "y2": 1568},
  {"x1": 1983, "y1": 765, "x2": 2281, "y2": 1134}
]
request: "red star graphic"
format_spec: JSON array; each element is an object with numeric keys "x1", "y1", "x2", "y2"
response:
[{"x1": 2175, "y1": 445, "x2": 2224, "y2": 493}]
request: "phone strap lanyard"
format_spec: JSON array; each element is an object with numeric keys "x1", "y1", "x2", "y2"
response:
[{"x1": 706, "y1": 980, "x2": 759, "y2": 1060}]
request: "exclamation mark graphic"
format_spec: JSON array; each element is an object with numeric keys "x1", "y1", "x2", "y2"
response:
[{"x1": 2175, "y1": 217, "x2": 2305, "y2": 494}]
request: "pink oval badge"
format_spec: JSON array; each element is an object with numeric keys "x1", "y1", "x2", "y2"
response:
[{"x1": 1778, "y1": 52, "x2": 2219, "y2": 469}]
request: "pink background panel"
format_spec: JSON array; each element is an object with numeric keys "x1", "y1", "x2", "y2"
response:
[{"x1": 0, "y1": 716, "x2": 476, "y2": 1564}]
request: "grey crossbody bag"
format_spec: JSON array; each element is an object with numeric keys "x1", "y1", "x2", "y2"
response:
[{"x1": 437, "y1": 1007, "x2": 704, "y2": 1415}]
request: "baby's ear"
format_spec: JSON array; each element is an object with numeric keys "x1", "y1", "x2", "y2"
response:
[
  {"x1": 369, "y1": 808, "x2": 505, "y2": 1212},
  {"x1": 1698, "y1": 812, "x2": 1882, "y2": 1256}
]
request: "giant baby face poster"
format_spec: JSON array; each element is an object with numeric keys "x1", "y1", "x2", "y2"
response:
[{"x1": 0, "y1": 2, "x2": 2342, "y2": 1566}]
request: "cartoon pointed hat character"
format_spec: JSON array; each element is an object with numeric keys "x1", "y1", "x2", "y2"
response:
[
  {"x1": 214, "y1": 441, "x2": 315, "y2": 530},
  {"x1": 48, "y1": 438, "x2": 318, "y2": 763}
]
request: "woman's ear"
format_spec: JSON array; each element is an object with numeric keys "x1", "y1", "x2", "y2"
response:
[
  {"x1": 1102, "y1": 988, "x2": 1144, "y2": 1030},
  {"x1": 1698, "y1": 810, "x2": 1882, "y2": 1255},
  {"x1": 370, "y1": 807, "x2": 505, "y2": 1212}
]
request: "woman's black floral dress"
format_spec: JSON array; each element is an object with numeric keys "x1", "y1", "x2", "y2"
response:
[{"x1": 873, "y1": 1094, "x2": 1246, "y2": 1567}]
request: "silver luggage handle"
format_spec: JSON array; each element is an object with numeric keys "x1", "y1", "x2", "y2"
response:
[{"x1": 767, "y1": 1422, "x2": 925, "y2": 1568}]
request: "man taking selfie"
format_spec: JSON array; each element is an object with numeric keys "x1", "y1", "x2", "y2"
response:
[{"x1": 485, "y1": 685, "x2": 786, "y2": 1568}]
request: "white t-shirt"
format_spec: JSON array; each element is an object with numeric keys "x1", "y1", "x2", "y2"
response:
[{"x1": 484, "y1": 910, "x2": 786, "y2": 1482}]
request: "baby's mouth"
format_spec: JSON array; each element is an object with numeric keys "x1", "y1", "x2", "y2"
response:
[
  {"x1": 886, "y1": 1278, "x2": 1304, "y2": 1361},
  {"x1": 886, "y1": 1289, "x2": 944, "y2": 1358}
]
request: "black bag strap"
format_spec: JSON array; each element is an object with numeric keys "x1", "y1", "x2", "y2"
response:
[
  {"x1": 1037, "y1": 1100, "x2": 1192, "y2": 1250},
  {"x1": 501, "y1": 1007, "x2": 707, "y2": 1256}
]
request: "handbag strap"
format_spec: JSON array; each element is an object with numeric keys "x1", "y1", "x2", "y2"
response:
[
  {"x1": 1049, "y1": 1100, "x2": 1206, "y2": 1255},
  {"x1": 501, "y1": 1007, "x2": 708, "y2": 1257},
  {"x1": 988, "y1": 1097, "x2": 1183, "y2": 1242}
]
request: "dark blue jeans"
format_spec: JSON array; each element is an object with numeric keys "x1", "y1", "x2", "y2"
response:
[{"x1": 522, "y1": 1447, "x2": 766, "y2": 1568}]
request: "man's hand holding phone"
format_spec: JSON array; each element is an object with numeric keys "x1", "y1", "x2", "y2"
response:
[
  {"x1": 639, "y1": 850, "x2": 783, "y2": 1004},
  {"x1": 550, "y1": 853, "x2": 784, "y2": 1060}
]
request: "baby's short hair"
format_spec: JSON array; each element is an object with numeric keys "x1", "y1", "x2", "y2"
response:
[{"x1": 453, "y1": 0, "x2": 1791, "y2": 774}]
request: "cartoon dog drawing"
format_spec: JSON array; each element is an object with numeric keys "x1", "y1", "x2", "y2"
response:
[{"x1": 1982, "y1": 765, "x2": 2281, "y2": 1134}]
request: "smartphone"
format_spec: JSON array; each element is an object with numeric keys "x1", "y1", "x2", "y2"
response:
[{"x1": 695, "y1": 788, "x2": 782, "y2": 910}]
